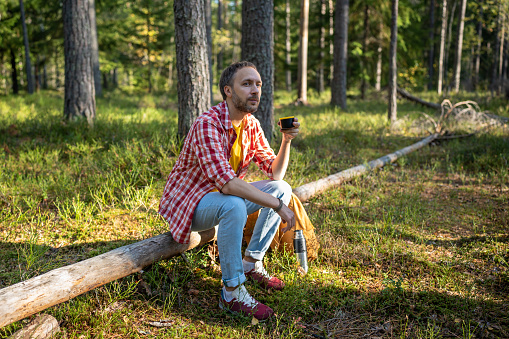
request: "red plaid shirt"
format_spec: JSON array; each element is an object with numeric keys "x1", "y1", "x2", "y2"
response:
[{"x1": 159, "y1": 101, "x2": 276, "y2": 244}]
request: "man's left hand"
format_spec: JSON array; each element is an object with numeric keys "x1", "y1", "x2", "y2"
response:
[{"x1": 278, "y1": 117, "x2": 300, "y2": 142}]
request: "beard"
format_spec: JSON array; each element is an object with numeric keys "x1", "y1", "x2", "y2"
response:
[{"x1": 231, "y1": 88, "x2": 259, "y2": 113}]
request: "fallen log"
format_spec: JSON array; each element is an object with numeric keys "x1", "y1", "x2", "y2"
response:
[
  {"x1": 0, "y1": 227, "x2": 217, "y2": 328},
  {"x1": 396, "y1": 87, "x2": 441, "y2": 110},
  {"x1": 293, "y1": 133, "x2": 439, "y2": 202},
  {"x1": 8, "y1": 314, "x2": 59, "y2": 339}
]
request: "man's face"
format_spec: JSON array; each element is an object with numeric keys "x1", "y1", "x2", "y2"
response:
[{"x1": 227, "y1": 67, "x2": 262, "y2": 114}]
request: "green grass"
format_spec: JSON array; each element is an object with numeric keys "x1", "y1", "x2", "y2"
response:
[{"x1": 0, "y1": 89, "x2": 508, "y2": 338}]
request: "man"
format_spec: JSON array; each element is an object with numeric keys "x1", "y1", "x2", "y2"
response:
[{"x1": 159, "y1": 61, "x2": 300, "y2": 320}]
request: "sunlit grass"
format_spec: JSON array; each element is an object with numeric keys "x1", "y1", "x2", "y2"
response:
[{"x1": 0, "y1": 89, "x2": 508, "y2": 338}]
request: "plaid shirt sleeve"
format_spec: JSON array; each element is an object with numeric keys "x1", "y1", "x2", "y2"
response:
[
  {"x1": 192, "y1": 118, "x2": 236, "y2": 191},
  {"x1": 251, "y1": 119, "x2": 276, "y2": 179}
]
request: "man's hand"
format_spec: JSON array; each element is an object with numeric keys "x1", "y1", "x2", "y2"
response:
[
  {"x1": 277, "y1": 204, "x2": 295, "y2": 233},
  {"x1": 278, "y1": 117, "x2": 300, "y2": 142}
]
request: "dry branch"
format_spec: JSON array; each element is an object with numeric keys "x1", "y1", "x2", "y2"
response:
[
  {"x1": 397, "y1": 87, "x2": 441, "y2": 110},
  {"x1": 293, "y1": 133, "x2": 439, "y2": 202},
  {"x1": 0, "y1": 227, "x2": 217, "y2": 328},
  {"x1": 9, "y1": 314, "x2": 60, "y2": 339}
]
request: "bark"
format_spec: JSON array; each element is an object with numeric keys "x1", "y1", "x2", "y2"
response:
[
  {"x1": 452, "y1": 0, "x2": 467, "y2": 93},
  {"x1": 297, "y1": 0, "x2": 309, "y2": 104},
  {"x1": 9, "y1": 314, "x2": 60, "y2": 339},
  {"x1": 438, "y1": 0, "x2": 447, "y2": 94},
  {"x1": 19, "y1": 0, "x2": 34, "y2": 94},
  {"x1": 0, "y1": 228, "x2": 217, "y2": 327},
  {"x1": 174, "y1": 0, "x2": 211, "y2": 138},
  {"x1": 473, "y1": 2, "x2": 482, "y2": 90},
  {"x1": 388, "y1": 0, "x2": 398, "y2": 122},
  {"x1": 498, "y1": 10, "x2": 505, "y2": 94},
  {"x1": 331, "y1": 0, "x2": 349, "y2": 110},
  {"x1": 285, "y1": 0, "x2": 292, "y2": 92},
  {"x1": 10, "y1": 48, "x2": 19, "y2": 94},
  {"x1": 88, "y1": 0, "x2": 101, "y2": 97},
  {"x1": 376, "y1": 21, "x2": 383, "y2": 92},
  {"x1": 293, "y1": 134, "x2": 440, "y2": 202},
  {"x1": 329, "y1": 0, "x2": 334, "y2": 85},
  {"x1": 217, "y1": 0, "x2": 223, "y2": 72},
  {"x1": 444, "y1": 0, "x2": 457, "y2": 92},
  {"x1": 146, "y1": 5, "x2": 152, "y2": 93},
  {"x1": 241, "y1": 0, "x2": 275, "y2": 142},
  {"x1": 317, "y1": 0, "x2": 326, "y2": 94},
  {"x1": 63, "y1": 0, "x2": 96, "y2": 124},
  {"x1": 205, "y1": 0, "x2": 213, "y2": 105},
  {"x1": 360, "y1": 4, "x2": 369, "y2": 100},
  {"x1": 428, "y1": 0, "x2": 436, "y2": 90}
]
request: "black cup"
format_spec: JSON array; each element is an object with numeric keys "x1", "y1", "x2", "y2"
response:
[{"x1": 279, "y1": 116, "x2": 295, "y2": 129}]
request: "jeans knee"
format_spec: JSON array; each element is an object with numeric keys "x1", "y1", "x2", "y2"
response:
[
  {"x1": 220, "y1": 196, "x2": 247, "y2": 224},
  {"x1": 271, "y1": 180, "x2": 292, "y2": 204}
]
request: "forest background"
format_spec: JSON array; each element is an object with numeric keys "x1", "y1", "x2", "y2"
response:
[{"x1": 0, "y1": 0, "x2": 508, "y2": 338}]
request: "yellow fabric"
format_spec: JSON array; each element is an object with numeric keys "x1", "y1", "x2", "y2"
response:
[
  {"x1": 244, "y1": 193, "x2": 320, "y2": 260},
  {"x1": 229, "y1": 121, "x2": 243, "y2": 173}
]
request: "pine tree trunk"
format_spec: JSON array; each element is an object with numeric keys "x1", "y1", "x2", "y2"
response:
[
  {"x1": 88, "y1": 0, "x2": 101, "y2": 97},
  {"x1": 241, "y1": 0, "x2": 274, "y2": 142},
  {"x1": 317, "y1": 0, "x2": 326, "y2": 94},
  {"x1": 360, "y1": 5, "x2": 369, "y2": 100},
  {"x1": 297, "y1": 0, "x2": 309, "y2": 104},
  {"x1": 428, "y1": 0, "x2": 436, "y2": 90},
  {"x1": 452, "y1": 0, "x2": 467, "y2": 93},
  {"x1": 329, "y1": 0, "x2": 334, "y2": 85},
  {"x1": 10, "y1": 48, "x2": 19, "y2": 94},
  {"x1": 217, "y1": 0, "x2": 223, "y2": 72},
  {"x1": 146, "y1": 6, "x2": 152, "y2": 93},
  {"x1": 63, "y1": 0, "x2": 96, "y2": 124},
  {"x1": 444, "y1": 0, "x2": 457, "y2": 92},
  {"x1": 388, "y1": 0, "x2": 398, "y2": 122},
  {"x1": 19, "y1": 0, "x2": 34, "y2": 94},
  {"x1": 438, "y1": 0, "x2": 447, "y2": 94},
  {"x1": 473, "y1": 3, "x2": 483, "y2": 90},
  {"x1": 204, "y1": 0, "x2": 213, "y2": 105},
  {"x1": 174, "y1": 0, "x2": 211, "y2": 138},
  {"x1": 498, "y1": 10, "x2": 505, "y2": 94},
  {"x1": 376, "y1": 21, "x2": 383, "y2": 92},
  {"x1": 285, "y1": 0, "x2": 292, "y2": 92},
  {"x1": 331, "y1": 0, "x2": 349, "y2": 110}
]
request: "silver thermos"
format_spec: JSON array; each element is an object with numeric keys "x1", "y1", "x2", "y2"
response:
[{"x1": 293, "y1": 230, "x2": 308, "y2": 273}]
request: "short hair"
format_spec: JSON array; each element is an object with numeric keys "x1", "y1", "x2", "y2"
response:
[{"x1": 219, "y1": 61, "x2": 257, "y2": 100}]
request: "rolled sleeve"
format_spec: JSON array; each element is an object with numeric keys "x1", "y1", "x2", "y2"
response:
[{"x1": 252, "y1": 125, "x2": 276, "y2": 179}]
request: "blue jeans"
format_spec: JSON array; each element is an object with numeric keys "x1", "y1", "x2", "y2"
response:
[{"x1": 190, "y1": 180, "x2": 292, "y2": 287}]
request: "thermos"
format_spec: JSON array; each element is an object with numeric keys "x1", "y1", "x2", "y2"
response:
[{"x1": 293, "y1": 230, "x2": 308, "y2": 273}]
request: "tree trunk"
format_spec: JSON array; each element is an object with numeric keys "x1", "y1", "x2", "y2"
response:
[
  {"x1": 217, "y1": 0, "x2": 223, "y2": 73},
  {"x1": 438, "y1": 0, "x2": 447, "y2": 94},
  {"x1": 205, "y1": 0, "x2": 213, "y2": 105},
  {"x1": 285, "y1": 0, "x2": 292, "y2": 92},
  {"x1": 241, "y1": 0, "x2": 275, "y2": 142},
  {"x1": 388, "y1": 0, "x2": 398, "y2": 122},
  {"x1": 293, "y1": 134, "x2": 439, "y2": 202},
  {"x1": 43, "y1": 61, "x2": 48, "y2": 89},
  {"x1": 331, "y1": 0, "x2": 349, "y2": 110},
  {"x1": 146, "y1": 5, "x2": 152, "y2": 93},
  {"x1": 473, "y1": 2, "x2": 482, "y2": 90},
  {"x1": 19, "y1": 0, "x2": 34, "y2": 94},
  {"x1": 297, "y1": 0, "x2": 309, "y2": 104},
  {"x1": 452, "y1": 0, "x2": 467, "y2": 93},
  {"x1": 428, "y1": 0, "x2": 436, "y2": 90},
  {"x1": 444, "y1": 0, "x2": 457, "y2": 92},
  {"x1": 88, "y1": 0, "x2": 102, "y2": 97},
  {"x1": 10, "y1": 48, "x2": 19, "y2": 94},
  {"x1": 316, "y1": 0, "x2": 326, "y2": 94},
  {"x1": 35, "y1": 55, "x2": 40, "y2": 91},
  {"x1": 0, "y1": 228, "x2": 217, "y2": 328},
  {"x1": 360, "y1": 4, "x2": 369, "y2": 100},
  {"x1": 376, "y1": 21, "x2": 383, "y2": 92},
  {"x1": 63, "y1": 0, "x2": 96, "y2": 124},
  {"x1": 174, "y1": 0, "x2": 211, "y2": 138},
  {"x1": 498, "y1": 9, "x2": 505, "y2": 94},
  {"x1": 329, "y1": 0, "x2": 334, "y2": 85}
]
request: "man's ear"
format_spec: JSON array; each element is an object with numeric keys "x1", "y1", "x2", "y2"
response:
[{"x1": 224, "y1": 85, "x2": 232, "y2": 98}]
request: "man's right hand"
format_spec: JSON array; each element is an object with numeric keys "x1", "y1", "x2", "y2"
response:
[{"x1": 278, "y1": 205, "x2": 295, "y2": 233}]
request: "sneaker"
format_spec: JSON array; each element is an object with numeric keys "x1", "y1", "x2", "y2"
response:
[
  {"x1": 245, "y1": 261, "x2": 285, "y2": 291},
  {"x1": 219, "y1": 285, "x2": 274, "y2": 320}
]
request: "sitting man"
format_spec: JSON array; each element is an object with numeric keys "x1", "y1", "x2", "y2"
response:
[{"x1": 159, "y1": 61, "x2": 299, "y2": 320}]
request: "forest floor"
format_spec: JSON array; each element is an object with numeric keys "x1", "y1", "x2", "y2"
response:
[{"x1": 0, "y1": 89, "x2": 508, "y2": 338}]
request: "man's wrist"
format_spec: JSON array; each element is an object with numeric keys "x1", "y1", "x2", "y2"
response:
[{"x1": 273, "y1": 198, "x2": 284, "y2": 213}]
